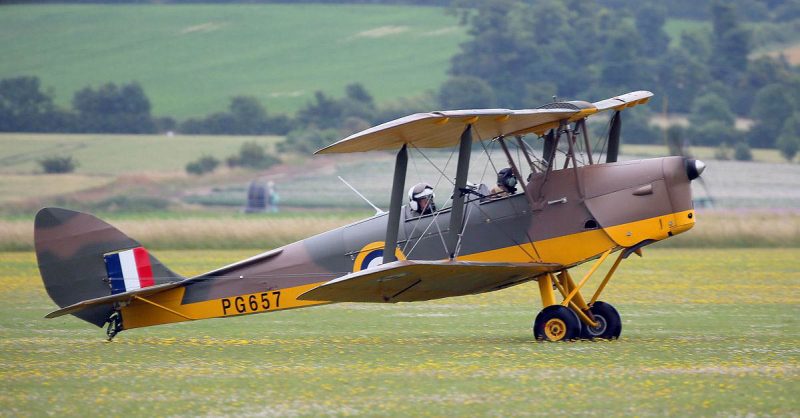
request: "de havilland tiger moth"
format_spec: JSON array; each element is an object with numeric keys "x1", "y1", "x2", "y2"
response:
[{"x1": 35, "y1": 90, "x2": 706, "y2": 341}]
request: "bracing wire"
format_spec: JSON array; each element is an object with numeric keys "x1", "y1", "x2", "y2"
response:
[{"x1": 403, "y1": 144, "x2": 458, "y2": 255}]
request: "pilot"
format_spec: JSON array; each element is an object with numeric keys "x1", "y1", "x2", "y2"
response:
[
  {"x1": 408, "y1": 183, "x2": 436, "y2": 215},
  {"x1": 490, "y1": 168, "x2": 518, "y2": 198}
]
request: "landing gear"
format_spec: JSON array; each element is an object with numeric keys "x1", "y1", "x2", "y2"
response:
[
  {"x1": 534, "y1": 249, "x2": 630, "y2": 341},
  {"x1": 105, "y1": 311, "x2": 123, "y2": 341},
  {"x1": 580, "y1": 301, "x2": 622, "y2": 340},
  {"x1": 533, "y1": 305, "x2": 582, "y2": 341}
]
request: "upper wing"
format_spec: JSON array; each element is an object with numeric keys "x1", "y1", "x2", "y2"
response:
[
  {"x1": 315, "y1": 90, "x2": 652, "y2": 154},
  {"x1": 592, "y1": 90, "x2": 653, "y2": 112},
  {"x1": 297, "y1": 260, "x2": 562, "y2": 303}
]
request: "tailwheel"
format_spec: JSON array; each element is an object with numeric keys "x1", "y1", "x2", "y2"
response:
[
  {"x1": 580, "y1": 301, "x2": 621, "y2": 340},
  {"x1": 533, "y1": 305, "x2": 582, "y2": 341},
  {"x1": 105, "y1": 311, "x2": 123, "y2": 342}
]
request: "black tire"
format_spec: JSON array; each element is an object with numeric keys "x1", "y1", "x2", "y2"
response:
[
  {"x1": 580, "y1": 301, "x2": 621, "y2": 340},
  {"x1": 533, "y1": 305, "x2": 582, "y2": 341}
]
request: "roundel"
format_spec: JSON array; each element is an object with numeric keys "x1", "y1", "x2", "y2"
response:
[{"x1": 353, "y1": 241, "x2": 406, "y2": 272}]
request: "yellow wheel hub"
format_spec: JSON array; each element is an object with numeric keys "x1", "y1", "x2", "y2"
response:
[{"x1": 544, "y1": 318, "x2": 567, "y2": 340}]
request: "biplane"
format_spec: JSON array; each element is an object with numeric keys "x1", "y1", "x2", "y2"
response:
[{"x1": 36, "y1": 90, "x2": 705, "y2": 341}]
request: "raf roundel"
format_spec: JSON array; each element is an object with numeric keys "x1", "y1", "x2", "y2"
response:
[{"x1": 353, "y1": 241, "x2": 406, "y2": 272}]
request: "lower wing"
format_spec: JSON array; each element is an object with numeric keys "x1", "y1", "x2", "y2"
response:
[{"x1": 298, "y1": 260, "x2": 562, "y2": 303}]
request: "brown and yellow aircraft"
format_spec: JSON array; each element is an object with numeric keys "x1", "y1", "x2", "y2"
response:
[{"x1": 36, "y1": 90, "x2": 705, "y2": 341}]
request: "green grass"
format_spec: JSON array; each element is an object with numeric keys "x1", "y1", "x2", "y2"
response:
[
  {"x1": 0, "y1": 4, "x2": 466, "y2": 118},
  {"x1": 0, "y1": 133, "x2": 281, "y2": 175},
  {"x1": 0, "y1": 248, "x2": 797, "y2": 416}
]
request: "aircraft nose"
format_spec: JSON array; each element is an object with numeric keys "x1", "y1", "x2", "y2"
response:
[{"x1": 686, "y1": 159, "x2": 706, "y2": 181}]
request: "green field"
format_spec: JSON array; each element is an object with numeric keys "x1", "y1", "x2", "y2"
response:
[
  {"x1": 0, "y1": 133, "x2": 281, "y2": 175},
  {"x1": 0, "y1": 248, "x2": 797, "y2": 416},
  {"x1": 0, "y1": 4, "x2": 466, "y2": 118}
]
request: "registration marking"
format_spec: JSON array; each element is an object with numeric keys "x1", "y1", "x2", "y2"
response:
[{"x1": 221, "y1": 291, "x2": 281, "y2": 315}]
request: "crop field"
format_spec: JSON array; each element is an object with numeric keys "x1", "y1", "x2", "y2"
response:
[
  {"x1": 0, "y1": 4, "x2": 466, "y2": 118},
  {"x1": 0, "y1": 248, "x2": 798, "y2": 416}
]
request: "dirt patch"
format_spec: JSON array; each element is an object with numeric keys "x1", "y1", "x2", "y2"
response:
[
  {"x1": 764, "y1": 43, "x2": 800, "y2": 65},
  {"x1": 422, "y1": 27, "x2": 459, "y2": 36},
  {"x1": 268, "y1": 90, "x2": 305, "y2": 98},
  {"x1": 180, "y1": 22, "x2": 225, "y2": 35},
  {"x1": 353, "y1": 25, "x2": 409, "y2": 39}
]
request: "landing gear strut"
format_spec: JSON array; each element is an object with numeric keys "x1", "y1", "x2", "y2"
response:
[{"x1": 533, "y1": 249, "x2": 627, "y2": 341}]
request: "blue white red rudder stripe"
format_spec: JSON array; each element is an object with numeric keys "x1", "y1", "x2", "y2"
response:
[{"x1": 104, "y1": 247, "x2": 155, "y2": 294}]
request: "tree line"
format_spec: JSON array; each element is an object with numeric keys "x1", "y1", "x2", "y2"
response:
[
  {"x1": 0, "y1": 75, "x2": 431, "y2": 136},
  {"x1": 443, "y1": 0, "x2": 800, "y2": 158},
  {"x1": 0, "y1": 77, "x2": 165, "y2": 134}
]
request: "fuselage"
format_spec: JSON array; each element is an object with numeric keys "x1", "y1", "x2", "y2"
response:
[{"x1": 121, "y1": 156, "x2": 696, "y2": 329}]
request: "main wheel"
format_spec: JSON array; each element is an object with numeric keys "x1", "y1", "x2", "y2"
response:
[
  {"x1": 580, "y1": 301, "x2": 621, "y2": 340},
  {"x1": 533, "y1": 305, "x2": 582, "y2": 341}
]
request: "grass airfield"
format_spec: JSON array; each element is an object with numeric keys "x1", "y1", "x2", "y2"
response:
[{"x1": 1, "y1": 248, "x2": 797, "y2": 416}]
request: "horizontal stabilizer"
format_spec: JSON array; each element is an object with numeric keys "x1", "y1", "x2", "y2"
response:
[
  {"x1": 45, "y1": 281, "x2": 184, "y2": 319},
  {"x1": 298, "y1": 260, "x2": 561, "y2": 303}
]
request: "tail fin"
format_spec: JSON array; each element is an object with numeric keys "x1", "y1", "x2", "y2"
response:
[{"x1": 34, "y1": 208, "x2": 183, "y2": 327}]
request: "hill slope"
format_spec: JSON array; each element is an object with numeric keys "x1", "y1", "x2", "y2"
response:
[{"x1": 0, "y1": 4, "x2": 465, "y2": 118}]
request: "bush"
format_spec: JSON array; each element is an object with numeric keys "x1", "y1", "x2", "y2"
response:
[
  {"x1": 438, "y1": 76, "x2": 496, "y2": 109},
  {"x1": 777, "y1": 113, "x2": 800, "y2": 162},
  {"x1": 72, "y1": 82, "x2": 157, "y2": 134},
  {"x1": 689, "y1": 93, "x2": 736, "y2": 127},
  {"x1": 227, "y1": 141, "x2": 280, "y2": 170},
  {"x1": 38, "y1": 156, "x2": 77, "y2": 174},
  {"x1": 777, "y1": 134, "x2": 799, "y2": 162},
  {"x1": 185, "y1": 155, "x2": 220, "y2": 176},
  {"x1": 733, "y1": 141, "x2": 753, "y2": 161}
]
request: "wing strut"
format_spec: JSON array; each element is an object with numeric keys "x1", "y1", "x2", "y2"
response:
[
  {"x1": 607, "y1": 111, "x2": 621, "y2": 163},
  {"x1": 446, "y1": 125, "x2": 473, "y2": 259},
  {"x1": 383, "y1": 144, "x2": 408, "y2": 264},
  {"x1": 498, "y1": 136, "x2": 537, "y2": 210}
]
